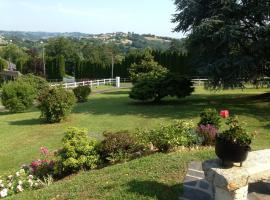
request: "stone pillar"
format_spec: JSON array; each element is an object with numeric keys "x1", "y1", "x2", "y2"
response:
[
  {"x1": 215, "y1": 185, "x2": 248, "y2": 200},
  {"x1": 116, "y1": 77, "x2": 120, "y2": 88}
]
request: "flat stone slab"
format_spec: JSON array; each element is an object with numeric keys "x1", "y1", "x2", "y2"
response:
[
  {"x1": 180, "y1": 161, "x2": 214, "y2": 200},
  {"x1": 202, "y1": 149, "x2": 270, "y2": 191}
]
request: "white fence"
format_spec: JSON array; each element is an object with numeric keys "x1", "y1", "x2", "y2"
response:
[
  {"x1": 50, "y1": 77, "x2": 120, "y2": 89},
  {"x1": 191, "y1": 79, "x2": 208, "y2": 86}
]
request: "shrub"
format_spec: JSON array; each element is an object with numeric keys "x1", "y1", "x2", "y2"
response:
[
  {"x1": 73, "y1": 85, "x2": 91, "y2": 102},
  {"x1": 198, "y1": 108, "x2": 221, "y2": 128},
  {"x1": 136, "y1": 120, "x2": 200, "y2": 152},
  {"x1": 38, "y1": 87, "x2": 76, "y2": 123},
  {"x1": 130, "y1": 73, "x2": 194, "y2": 102},
  {"x1": 54, "y1": 127, "x2": 100, "y2": 176},
  {"x1": 197, "y1": 124, "x2": 218, "y2": 145},
  {"x1": 17, "y1": 74, "x2": 49, "y2": 97},
  {"x1": 1, "y1": 80, "x2": 35, "y2": 112},
  {"x1": 29, "y1": 147, "x2": 55, "y2": 179},
  {"x1": 99, "y1": 132, "x2": 144, "y2": 164}
]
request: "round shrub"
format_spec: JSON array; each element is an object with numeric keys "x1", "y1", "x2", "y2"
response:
[
  {"x1": 99, "y1": 131, "x2": 144, "y2": 163},
  {"x1": 1, "y1": 80, "x2": 35, "y2": 112},
  {"x1": 38, "y1": 87, "x2": 76, "y2": 123},
  {"x1": 54, "y1": 127, "x2": 100, "y2": 176},
  {"x1": 129, "y1": 73, "x2": 194, "y2": 102},
  {"x1": 73, "y1": 85, "x2": 91, "y2": 102},
  {"x1": 18, "y1": 74, "x2": 49, "y2": 97},
  {"x1": 198, "y1": 108, "x2": 221, "y2": 128}
]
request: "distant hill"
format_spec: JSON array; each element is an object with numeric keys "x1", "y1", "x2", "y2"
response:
[{"x1": 0, "y1": 30, "x2": 176, "y2": 51}]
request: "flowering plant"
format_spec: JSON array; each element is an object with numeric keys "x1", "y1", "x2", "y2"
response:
[
  {"x1": 29, "y1": 147, "x2": 55, "y2": 179},
  {"x1": 0, "y1": 168, "x2": 43, "y2": 198},
  {"x1": 197, "y1": 124, "x2": 218, "y2": 145},
  {"x1": 218, "y1": 116, "x2": 257, "y2": 145}
]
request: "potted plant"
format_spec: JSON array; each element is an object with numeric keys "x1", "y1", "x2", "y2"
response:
[{"x1": 215, "y1": 116, "x2": 255, "y2": 167}]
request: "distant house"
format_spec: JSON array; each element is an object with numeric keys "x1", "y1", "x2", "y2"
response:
[{"x1": 0, "y1": 60, "x2": 22, "y2": 81}]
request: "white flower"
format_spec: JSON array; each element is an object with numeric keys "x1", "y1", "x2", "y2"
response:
[
  {"x1": 19, "y1": 169, "x2": 25, "y2": 174},
  {"x1": 16, "y1": 184, "x2": 23, "y2": 192},
  {"x1": 15, "y1": 172, "x2": 20, "y2": 177},
  {"x1": 28, "y1": 175, "x2": 33, "y2": 180},
  {"x1": 34, "y1": 182, "x2": 39, "y2": 187},
  {"x1": 18, "y1": 180, "x2": 23, "y2": 185},
  {"x1": 28, "y1": 179, "x2": 33, "y2": 187},
  {"x1": 0, "y1": 180, "x2": 2, "y2": 184},
  {"x1": 0, "y1": 188, "x2": 8, "y2": 198},
  {"x1": 7, "y1": 183, "x2": 12, "y2": 188},
  {"x1": 0, "y1": 184, "x2": 4, "y2": 188},
  {"x1": 7, "y1": 175, "x2": 13, "y2": 180}
]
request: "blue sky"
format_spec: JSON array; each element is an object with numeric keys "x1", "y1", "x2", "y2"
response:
[{"x1": 0, "y1": 0, "x2": 183, "y2": 38}]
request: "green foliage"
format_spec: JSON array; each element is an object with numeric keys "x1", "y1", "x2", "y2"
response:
[
  {"x1": 55, "y1": 127, "x2": 100, "y2": 175},
  {"x1": 58, "y1": 55, "x2": 65, "y2": 78},
  {"x1": 129, "y1": 50, "x2": 168, "y2": 83},
  {"x1": 173, "y1": 0, "x2": 270, "y2": 88},
  {"x1": 0, "y1": 58, "x2": 8, "y2": 71},
  {"x1": 99, "y1": 132, "x2": 144, "y2": 164},
  {"x1": 198, "y1": 108, "x2": 221, "y2": 129},
  {"x1": 219, "y1": 116, "x2": 255, "y2": 146},
  {"x1": 136, "y1": 120, "x2": 199, "y2": 152},
  {"x1": 130, "y1": 73, "x2": 194, "y2": 102},
  {"x1": 37, "y1": 87, "x2": 76, "y2": 123},
  {"x1": 17, "y1": 74, "x2": 49, "y2": 97},
  {"x1": 73, "y1": 86, "x2": 91, "y2": 102},
  {"x1": 1, "y1": 80, "x2": 35, "y2": 112}
]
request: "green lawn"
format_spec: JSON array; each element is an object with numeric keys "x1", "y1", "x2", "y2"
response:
[
  {"x1": 1, "y1": 86, "x2": 270, "y2": 199},
  {"x1": 1, "y1": 87, "x2": 270, "y2": 175}
]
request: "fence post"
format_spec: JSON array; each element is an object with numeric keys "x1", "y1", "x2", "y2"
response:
[
  {"x1": 116, "y1": 77, "x2": 120, "y2": 88},
  {"x1": 97, "y1": 80, "x2": 99, "y2": 86},
  {"x1": 104, "y1": 79, "x2": 106, "y2": 85},
  {"x1": 90, "y1": 80, "x2": 93, "y2": 88},
  {"x1": 82, "y1": 81, "x2": 85, "y2": 86},
  {"x1": 65, "y1": 83, "x2": 68, "y2": 89}
]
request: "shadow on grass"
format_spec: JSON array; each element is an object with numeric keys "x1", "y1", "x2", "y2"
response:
[
  {"x1": 127, "y1": 180, "x2": 182, "y2": 200},
  {"x1": 73, "y1": 91, "x2": 270, "y2": 127},
  {"x1": 8, "y1": 118, "x2": 42, "y2": 126}
]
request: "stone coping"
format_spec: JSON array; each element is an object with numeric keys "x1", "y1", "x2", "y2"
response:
[{"x1": 202, "y1": 149, "x2": 270, "y2": 191}]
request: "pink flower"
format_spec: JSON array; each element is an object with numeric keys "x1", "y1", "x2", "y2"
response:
[
  {"x1": 40, "y1": 147, "x2": 49, "y2": 156},
  {"x1": 220, "y1": 110, "x2": 229, "y2": 118}
]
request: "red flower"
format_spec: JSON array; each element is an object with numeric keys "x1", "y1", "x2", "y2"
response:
[{"x1": 220, "y1": 110, "x2": 229, "y2": 118}]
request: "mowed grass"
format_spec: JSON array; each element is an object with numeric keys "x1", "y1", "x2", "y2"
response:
[{"x1": 0, "y1": 86, "x2": 270, "y2": 175}]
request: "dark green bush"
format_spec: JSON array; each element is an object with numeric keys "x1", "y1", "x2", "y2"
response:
[
  {"x1": 99, "y1": 131, "x2": 144, "y2": 163},
  {"x1": 73, "y1": 85, "x2": 91, "y2": 102},
  {"x1": 1, "y1": 80, "x2": 35, "y2": 112},
  {"x1": 129, "y1": 73, "x2": 194, "y2": 102},
  {"x1": 38, "y1": 87, "x2": 76, "y2": 123},
  {"x1": 54, "y1": 127, "x2": 100, "y2": 176},
  {"x1": 18, "y1": 74, "x2": 49, "y2": 97},
  {"x1": 136, "y1": 120, "x2": 200, "y2": 152},
  {"x1": 198, "y1": 108, "x2": 221, "y2": 128}
]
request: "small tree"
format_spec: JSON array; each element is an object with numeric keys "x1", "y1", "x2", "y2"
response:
[
  {"x1": 38, "y1": 87, "x2": 76, "y2": 123},
  {"x1": 1, "y1": 81, "x2": 35, "y2": 112}
]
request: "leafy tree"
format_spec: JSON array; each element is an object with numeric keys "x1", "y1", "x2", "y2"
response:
[
  {"x1": 173, "y1": 0, "x2": 270, "y2": 88},
  {"x1": 0, "y1": 44, "x2": 29, "y2": 72}
]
